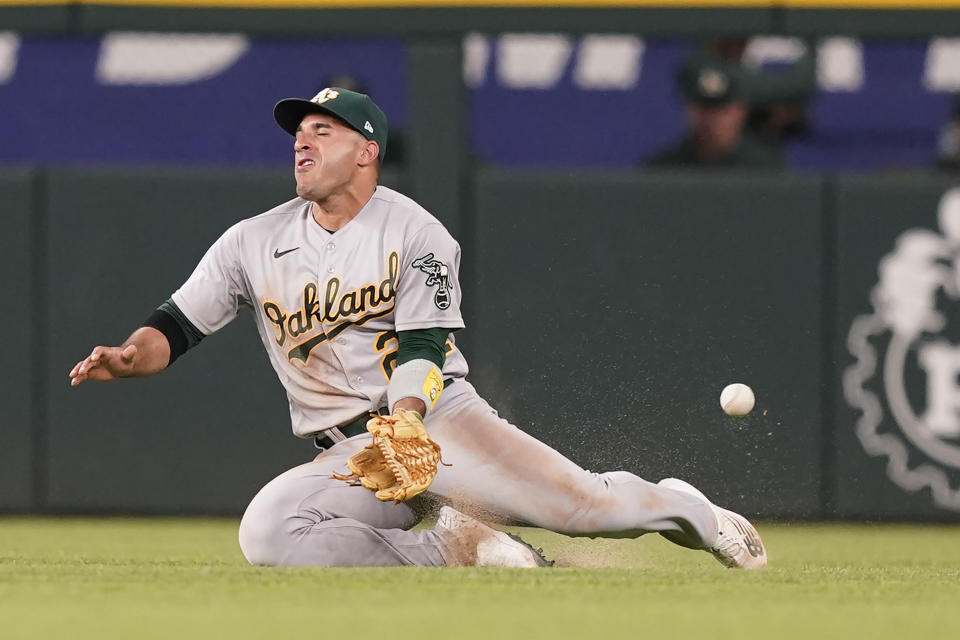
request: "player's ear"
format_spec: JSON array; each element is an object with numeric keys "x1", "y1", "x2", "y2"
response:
[{"x1": 359, "y1": 140, "x2": 380, "y2": 168}]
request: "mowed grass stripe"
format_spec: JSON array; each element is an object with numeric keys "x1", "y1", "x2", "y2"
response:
[{"x1": 0, "y1": 519, "x2": 958, "y2": 639}]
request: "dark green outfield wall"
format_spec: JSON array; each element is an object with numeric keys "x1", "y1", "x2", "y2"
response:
[
  {"x1": 3, "y1": 167, "x2": 960, "y2": 520},
  {"x1": 467, "y1": 171, "x2": 824, "y2": 519},
  {"x1": 0, "y1": 170, "x2": 36, "y2": 510}
]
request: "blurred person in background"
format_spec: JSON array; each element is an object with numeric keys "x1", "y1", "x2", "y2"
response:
[
  {"x1": 936, "y1": 97, "x2": 960, "y2": 171},
  {"x1": 647, "y1": 57, "x2": 783, "y2": 168},
  {"x1": 703, "y1": 37, "x2": 816, "y2": 145}
]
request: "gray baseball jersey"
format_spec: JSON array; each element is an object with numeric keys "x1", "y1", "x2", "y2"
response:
[{"x1": 171, "y1": 185, "x2": 468, "y2": 437}]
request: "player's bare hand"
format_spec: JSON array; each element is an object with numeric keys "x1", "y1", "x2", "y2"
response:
[{"x1": 69, "y1": 345, "x2": 138, "y2": 386}]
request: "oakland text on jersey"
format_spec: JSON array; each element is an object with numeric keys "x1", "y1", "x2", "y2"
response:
[{"x1": 261, "y1": 251, "x2": 400, "y2": 363}]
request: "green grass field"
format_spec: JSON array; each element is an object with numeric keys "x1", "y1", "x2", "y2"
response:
[{"x1": 1, "y1": 518, "x2": 958, "y2": 640}]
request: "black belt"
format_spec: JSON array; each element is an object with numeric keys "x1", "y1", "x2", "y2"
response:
[{"x1": 314, "y1": 378, "x2": 455, "y2": 450}]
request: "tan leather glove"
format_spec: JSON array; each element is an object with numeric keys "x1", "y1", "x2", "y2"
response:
[{"x1": 332, "y1": 408, "x2": 445, "y2": 502}]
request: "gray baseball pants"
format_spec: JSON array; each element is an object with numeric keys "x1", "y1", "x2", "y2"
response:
[{"x1": 238, "y1": 380, "x2": 719, "y2": 566}]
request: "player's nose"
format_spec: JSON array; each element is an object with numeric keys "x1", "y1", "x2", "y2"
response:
[{"x1": 294, "y1": 132, "x2": 310, "y2": 152}]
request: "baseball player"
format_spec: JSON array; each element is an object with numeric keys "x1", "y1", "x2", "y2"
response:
[{"x1": 68, "y1": 87, "x2": 766, "y2": 569}]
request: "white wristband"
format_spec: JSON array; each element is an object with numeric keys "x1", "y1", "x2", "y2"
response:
[{"x1": 388, "y1": 359, "x2": 445, "y2": 415}]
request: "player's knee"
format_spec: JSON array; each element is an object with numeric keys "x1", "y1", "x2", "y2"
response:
[
  {"x1": 238, "y1": 509, "x2": 286, "y2": 566},
  {"x1": 239, "y1": 492, "x2": 343, "y2": 566},
  {"x1": 238, "y1": 491, "x2": 300, "y2": 566}
]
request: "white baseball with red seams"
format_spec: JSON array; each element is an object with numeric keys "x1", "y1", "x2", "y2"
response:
[{"x1": 720, "y1": 383, "x2": 755, "y2": 417}]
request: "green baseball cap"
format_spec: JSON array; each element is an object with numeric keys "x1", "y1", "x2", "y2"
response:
[{"x1": 274, "y1": 87, "x2": 388, "y2": 161}]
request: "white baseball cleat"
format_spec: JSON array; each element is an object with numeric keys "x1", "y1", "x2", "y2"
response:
[
  {"x1": 658, "y1": 478, "x2": 767, "y2": 569},
  {"x1": 435, "y1": 506, "x2": 551, "y2": 568}
]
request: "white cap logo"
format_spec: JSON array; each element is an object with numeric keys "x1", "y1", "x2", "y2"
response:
[
  {"x1": 698, "y1": 69, "x2": 728, "y2": 98},
  {"x1": 364, "y1": 121, "x2": 374, "y2": 134},
  {"x1": 311, "y1": 88, "x2": 340, "y2": 104}
]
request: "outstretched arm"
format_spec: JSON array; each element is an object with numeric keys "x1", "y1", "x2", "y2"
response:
[{"x1": 68, "y1": 326, "x2": 171, "y2": 387}]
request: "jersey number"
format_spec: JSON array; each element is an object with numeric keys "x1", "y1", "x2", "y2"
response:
[{"x1": 375, "y1": 330, "x2": 399, "y2": 381}]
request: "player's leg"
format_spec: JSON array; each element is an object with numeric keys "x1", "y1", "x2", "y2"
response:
[
  {"x1": 238, "y1": 443, "x2": 449, "y2": 567},
  {"x1": 426, "y1": 382, "x2": 736, "y2": 554},
  {"x1": 239, "y1": 442, "x2": 547, "y2": 567}
]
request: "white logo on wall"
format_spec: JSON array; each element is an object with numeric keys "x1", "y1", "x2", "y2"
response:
[{"x1": 845, "y1": 188, "x2": 960, "y2": 510}]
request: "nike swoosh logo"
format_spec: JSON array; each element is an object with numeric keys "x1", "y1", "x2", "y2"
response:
[{"x1": 273, "y1": 247, "x2": 300, "y2": 259}]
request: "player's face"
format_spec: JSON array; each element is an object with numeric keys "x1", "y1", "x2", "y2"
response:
[{"x1": 293, "y1": 113, "x2": 368, "y2": 202}]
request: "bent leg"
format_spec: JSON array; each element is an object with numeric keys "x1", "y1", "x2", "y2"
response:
[
  {"x1": 427, "y1": 385, "x2": 718, "y2": 550},
  {"x1": 239, "y1": 444, "x2": 449, "y2": 567}
]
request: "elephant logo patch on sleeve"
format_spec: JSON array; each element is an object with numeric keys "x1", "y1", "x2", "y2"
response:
[{"x1": 412, "y1": 253, "x2": 452, "y2": 310}]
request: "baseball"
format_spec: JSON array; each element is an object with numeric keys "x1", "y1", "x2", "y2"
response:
[{"x1": 720, "y1": 383, "x2": 755, "y2": 417}]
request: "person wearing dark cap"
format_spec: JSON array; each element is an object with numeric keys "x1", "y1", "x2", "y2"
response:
[
  {"x1": 68, "y1": 86, "x2": 767, "y2": 570},
  {"x1": 692, "y1": 38, "x2": 815, "y2": 143},
  {"x1": 646, "y1": 58, "x2": 783, "y2": 169}
]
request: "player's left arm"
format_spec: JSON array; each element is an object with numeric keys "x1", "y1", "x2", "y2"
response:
[{"x1": 389, "y1": 222, "x2": 464, "y2": 418}]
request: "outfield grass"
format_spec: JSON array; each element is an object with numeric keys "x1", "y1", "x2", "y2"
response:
[{"x1": 1, "y1": 518, "x2": 958, "y2": 640}]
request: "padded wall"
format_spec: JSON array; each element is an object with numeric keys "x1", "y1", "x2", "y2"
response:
[
  {"x1": 468, "y1": 170, "x2": 824, "y2": 519},
  {"x1": 0, "y1": 169, "x2": 36, "y2": 509}
]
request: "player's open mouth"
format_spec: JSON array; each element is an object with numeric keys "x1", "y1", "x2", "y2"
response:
[{"x1": 296, "y1": 158, "x2": 315, "y2": 171}]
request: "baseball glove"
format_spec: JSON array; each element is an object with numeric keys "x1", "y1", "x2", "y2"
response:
[{"x1": 332, "y1": 408, "x2": 446, "y2": 502}]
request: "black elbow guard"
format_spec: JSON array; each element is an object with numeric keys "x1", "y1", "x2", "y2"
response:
[{"x1": 143, "y1": 300, "x2": 204, "y2": 365}]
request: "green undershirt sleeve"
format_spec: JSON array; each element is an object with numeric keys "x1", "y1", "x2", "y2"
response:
[{"x1": 396, "y1": 328, "x2": 449, "y2": 370}]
